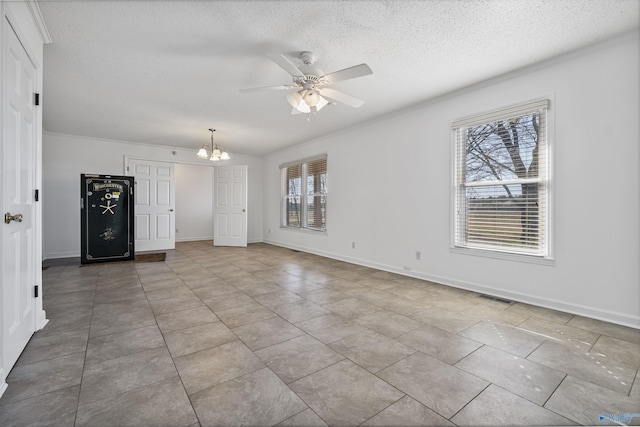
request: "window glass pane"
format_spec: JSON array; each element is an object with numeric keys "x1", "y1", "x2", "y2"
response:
[
  {"x1": 306, "y1": 194, "x2": 326, "y2": 230},
  {"x1": 285, "y1": 196, "x2": 302, "y2": 227},
  {"x1": 288, "y1": 177, "x2": 301, "y2": 196},
  {"x1": 306, "y1": 159, "x2": 327, "y2": 195},
  {"x1": 465, "y1": 184, "x2": 539, "y2": 248},
  {"x1": 286, "y1": 165, "x2": 302, "y2": 197},
  {"x1": 465, "y1": 113, "x2": 540, "y2": 183}
]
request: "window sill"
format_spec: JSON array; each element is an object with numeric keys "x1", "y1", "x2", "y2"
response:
[
  {"x1": 280, "y1": 226, "x2": 328, "y2": 236},
  {"x1": 450, "y1": 246, "x2": 555, "y2": 266}
]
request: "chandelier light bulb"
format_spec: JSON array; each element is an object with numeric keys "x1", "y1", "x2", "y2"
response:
[{"x1": 197, "y1": 146, "x2": 209, "y2": 159}]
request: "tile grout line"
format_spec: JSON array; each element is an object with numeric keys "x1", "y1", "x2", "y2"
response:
[
  {"x1": 142, "y1": 256, "x2": 204, "y2": 427},
  {"x1": 72, "y1": 257, "x2": 99, "y2": 427},
  {"x1": 538, "y1": 374, "x2": 584, "y2": 425},
  {"x1": 446, "y1": 380, "x2": 492, "y2": 422},
  {"x1": 627, "y1": 366, "x2": 639, "y2": 398}
]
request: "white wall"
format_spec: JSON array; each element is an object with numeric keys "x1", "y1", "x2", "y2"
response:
[
  {"x1": 42, "y1": 133, "x2": 263, "y2": 258},
  {"x1": 175, "y1": 163, "x2": 214, "y2": 242},
  {"x1": 263, "y1": 32, "x2": 640, "y2": 328}
]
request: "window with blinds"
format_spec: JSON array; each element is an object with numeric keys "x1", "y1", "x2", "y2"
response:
[
  {"x1": 281, "y1": 156, "x2": 327, "y2": 232},
  {"x1": 453, "y1": 99, "x2": 550, "y2": 257}
]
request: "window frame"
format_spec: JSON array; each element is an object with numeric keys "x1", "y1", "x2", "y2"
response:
[
  {"x1": 451, "y1": 98, "x2": 554, "y2": 264},
  {"x1": 280, "y1": 155, "x2": 327, "y2": 233}
]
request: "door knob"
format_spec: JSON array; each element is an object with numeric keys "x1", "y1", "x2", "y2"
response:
[
  {"x1": 169, "y1": 209, "x2": 174, "y2": 212},
  {"x1": 242, "y1": 209, "x2": 246, "y2": 212},
  {"x1": 4, "y1": 212, "x2": 23, "y2": 224}
]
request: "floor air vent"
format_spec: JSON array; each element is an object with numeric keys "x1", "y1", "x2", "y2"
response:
[{"x1": 478, "y1": 294, "x2": 513, "y2": 304}]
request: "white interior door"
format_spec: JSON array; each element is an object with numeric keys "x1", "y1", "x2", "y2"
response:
[
  {"x1": 128, "y1": 159, "x2": 175, "y2": 252},
  {"x1": 213, "y1": 165, "x2": 248, "y2": 247},
  {"x1": 2, "y1": 20, "x2": 37, "y2": 374}
]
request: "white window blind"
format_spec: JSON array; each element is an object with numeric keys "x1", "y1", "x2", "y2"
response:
[
  {"x1": 453, "y1": 100, "x2": 549, "y2": 257},
  {"x1": 281, "y1": 156, "x2": 327, "y2": 231}
]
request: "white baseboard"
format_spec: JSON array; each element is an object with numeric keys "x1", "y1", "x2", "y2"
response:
[
  {"x1": 47, "y1": 237, "x2": 264, "y2": 257},
  {"x1": 0, "y1": 377, "x2": 6, "y2": 400},
  {"x1": 263, "y1": 239, "x2": 640, "y2": 329},
  {"x1": 176, "y1": 236, "x2": 213, "y2": 242},
  {"x1": 37, "y1": 311, "x2": 49, "y2": 331},
  {"x1": 44, "y1": 250, "x2": 79, "y2": 260}
]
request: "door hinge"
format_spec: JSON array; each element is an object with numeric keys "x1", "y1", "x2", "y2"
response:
[
  {"x1": 35, "y1": 189, "x2": 39, "y2": 202},
  {"x1": 34, "y1": 93, "x2": 40, "y2": 106},
  {"x1": 34, "y1": 285, "x2": 39, "y2": 298}
]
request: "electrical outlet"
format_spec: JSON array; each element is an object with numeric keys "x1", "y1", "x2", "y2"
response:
[
  {"x1": 415, "y1": 251, "x2": 421, "y2": 260},
  {"x1": 352, "y1": 241, "x2": 356, "y2": 249},
  {"x1": 268, "y1": 228, "x2": 271, "y2": 235},
  {"x1": 176, "y1": 228, "x2": 179, "y2": 233}
]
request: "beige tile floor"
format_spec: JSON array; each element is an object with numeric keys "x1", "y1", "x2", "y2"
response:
[{"x1": 1, "y1": 241, "x2": 639, "y2": 426}]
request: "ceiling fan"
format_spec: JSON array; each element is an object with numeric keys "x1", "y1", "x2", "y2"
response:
[{"x1": 240, "y1": 51, "x2": 373, "y2": 115}]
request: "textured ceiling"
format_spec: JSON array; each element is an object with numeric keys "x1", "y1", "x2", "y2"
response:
[{"x1": 39, "y1": 0, "x2": 639, "y2": 156}]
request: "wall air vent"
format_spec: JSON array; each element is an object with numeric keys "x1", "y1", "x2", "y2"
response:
[{"x1": 478, "y1": 294, "x2": 513, "y2": 304}]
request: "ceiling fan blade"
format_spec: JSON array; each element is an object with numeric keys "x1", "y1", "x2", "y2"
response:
[
  {"x1": 321, "y1": 63, "x2": 373, "y2": 85},
  {"x1": 239, "y1": 85, "x2": 297, "y2": 94},
  {"x1": 319, "y1": 88, "x2": 365, "y2": 108},
  {"x1": 267, "y1": 53, "x2": 305, "y2": 77},
  {"x1": 291, "y1": 107, "x2": 304, "y2": 115}
]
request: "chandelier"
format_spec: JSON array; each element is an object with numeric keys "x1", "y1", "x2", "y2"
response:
[{"x1": 196, "y1": 129, "x2": 230, "y2": 161}]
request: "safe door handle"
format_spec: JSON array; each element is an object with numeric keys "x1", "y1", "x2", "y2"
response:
[{"x1": 4, "y1": 213, "x2": 23, "y2": 224}]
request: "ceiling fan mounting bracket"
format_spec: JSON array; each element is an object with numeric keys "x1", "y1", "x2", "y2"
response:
[{"x1": 300, "y1": 51, "x2": 318, "y2": 66}]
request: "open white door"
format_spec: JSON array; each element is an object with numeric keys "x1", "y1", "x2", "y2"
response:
[
  {"x1": 2, "y1": 20, "x2": 38, "y2": 377},
  {"x1": 128, "y1": 159, "x2": 175, "y2": 252},
  {"x1": 213, "y1": 165, "x2": 248, "y2": 247}
]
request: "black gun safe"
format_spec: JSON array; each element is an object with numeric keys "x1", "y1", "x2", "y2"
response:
[{"x1": 81, "y1": 174, "x2": 135, "y2": 264}]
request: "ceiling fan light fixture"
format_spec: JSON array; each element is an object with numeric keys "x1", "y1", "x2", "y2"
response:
[
  {"x1": 287, "y1": 91, "x2": 303, "y2": 108},
  {"x1": 302, "y1": 89, "x2": 321, "y2": 106},
  {"x1": 220, "y1": 151, "x2": 230, "y2": 160},
  {"x1": 289, "y1": 90, "x2": 311, "y2": 113},
  {"x1": 315, "y1": 95, "x2": 329, "y2": 111}
]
